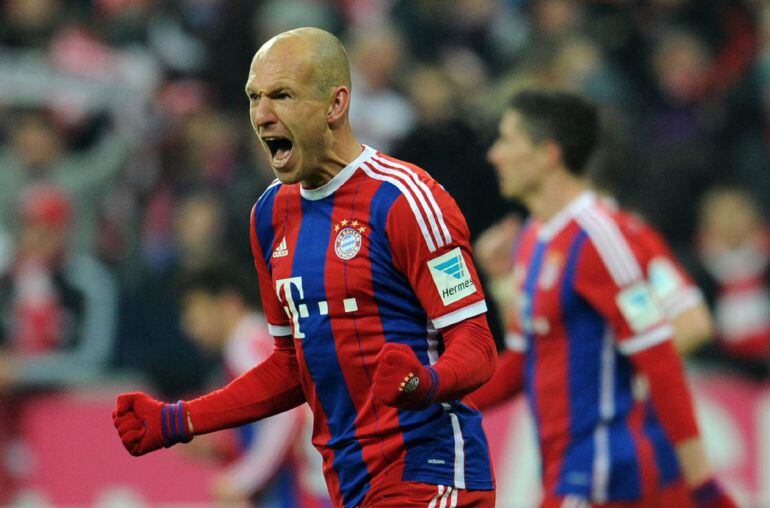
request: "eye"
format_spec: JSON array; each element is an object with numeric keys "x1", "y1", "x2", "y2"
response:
[
  {"x1": 275, "y1": 92, "x2": 290, "y2": 100},
  {"x1": 247, "y1": 92, "x2": 260, "y2": 102}
]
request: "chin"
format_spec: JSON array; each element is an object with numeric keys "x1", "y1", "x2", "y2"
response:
[{"x1": 272, "y1": 166, "x2": 303, "y2": 185}]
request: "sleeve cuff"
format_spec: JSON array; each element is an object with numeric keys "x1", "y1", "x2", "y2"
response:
[
  {"x1": 431, "y1": 300, "x2": 487, "y2": 329},
  {"x1": 267, "y1": 323, "x2": 292, "y2": 336},
  {"x1": 617, "y1": 324, "x2": 673, "y2": 355},
  {"x1": 661, "y1": 286, "x2": 703, "y2": 318}
]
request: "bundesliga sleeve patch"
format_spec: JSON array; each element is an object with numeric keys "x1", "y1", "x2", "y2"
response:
[
  {"x1": 616, "y1": 282, "x2": 663, "y2": 333},
  {"x1": 427, "y1": 247, "x2": 477, "y2": 306},
  {"x1": 647, "y1": 257, "x2": 684, "y2": 300}
]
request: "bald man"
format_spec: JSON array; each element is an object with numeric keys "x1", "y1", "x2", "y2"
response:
[{"x1": 113, "y1": 28, "x2": 497, "y2": 508}]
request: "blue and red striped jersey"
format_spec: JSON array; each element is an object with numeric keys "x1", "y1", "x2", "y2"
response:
[
  {"x1": 249, "y1": 146, "x2": 494, "y2": 508},
  {"x1": 507, "y1": 191, "x2": 682, "y2": 503}
]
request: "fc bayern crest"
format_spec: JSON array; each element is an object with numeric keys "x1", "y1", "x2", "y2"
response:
[{"x1": 334, "y1": 219, "x2": 367, "y2": 260}]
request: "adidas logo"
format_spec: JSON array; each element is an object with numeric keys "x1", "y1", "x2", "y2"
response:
[
  {"x1": 272, "y1": 236, "x2": 288, "y2": 258},
  {"x1": 433, "y1": 255, "x2": 464, "y2": 279}
]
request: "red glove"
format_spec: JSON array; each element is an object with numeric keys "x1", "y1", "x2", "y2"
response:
[
  {"x1": 112, "y1": 392, "x2": 192, "y2": 456},
  {"x1": 691, "y1": 478, "x2": 738, "y2": 508},
  {"x1": 372, "y1": 343, "x2": 438, "y2": 410}
]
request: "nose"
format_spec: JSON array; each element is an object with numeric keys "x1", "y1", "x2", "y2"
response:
[
  {"x1": 251, "y1": 98, "x2": 278, "y2": 131},
  {"x1": 486, "y1": 142, "x2": 499, "y2": 166}
]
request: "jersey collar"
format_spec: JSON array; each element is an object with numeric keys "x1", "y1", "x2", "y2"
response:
[
  {"x1": 300, "y1": 145, "x2": 377, "y2": 201},
  {"x1": 538, "y1": 190, "x2": 596, "y2": 241}
]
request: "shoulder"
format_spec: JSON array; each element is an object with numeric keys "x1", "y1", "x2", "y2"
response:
[
  {"x1": 367, "y1": 152, "x2": 461, "y2": 251},
  {"x1": 252, "y1": 179, "x2": 289, "y2": 224},
  {"x1": 573, "y1": 202, "x2": 645, "y2": 286},
  {"x1": 361, "y1": 151, "x2": 449, "y2": 201}
]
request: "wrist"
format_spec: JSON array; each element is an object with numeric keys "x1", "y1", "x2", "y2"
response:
[
  {"x1": 161, "y1": 400, "x2": 193, "y2": 447},
  {"x1": 419, "y1": 366, "x2": 439, "y2": 407}
]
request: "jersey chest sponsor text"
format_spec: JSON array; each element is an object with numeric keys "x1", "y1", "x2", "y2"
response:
[{"x1": 275, "y1": 275, "x2": 360, "y2": 339}]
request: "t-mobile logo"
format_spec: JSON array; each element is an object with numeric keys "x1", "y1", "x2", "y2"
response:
[
  {"x1": 276, "y1": 276, "x2": 307, "y2": 339},
  {"x1": 275, "y1": 276, "x2": 358, "y2": 339}
]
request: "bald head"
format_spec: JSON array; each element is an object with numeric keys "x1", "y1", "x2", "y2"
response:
[{"x1": 255, "y1": 27, "x2": 351, "y2": 100}]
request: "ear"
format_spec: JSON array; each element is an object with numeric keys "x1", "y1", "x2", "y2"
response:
[
  {"x1": 327, "y1": 86, "x2": 351, "y2": 125},
  {"x1": 538, "y1": 139, "x2": 564, "y2": 172}
]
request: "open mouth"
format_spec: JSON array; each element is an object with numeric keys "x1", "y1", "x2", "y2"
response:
[{"x1": 263, "y1": 136, "x2": 294, "y2": 167}]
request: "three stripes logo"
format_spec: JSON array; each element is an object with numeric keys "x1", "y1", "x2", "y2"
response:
[
  {"x1": 427, "y1": 247, "x2": 477, "y2": 306},
  {"x1": 272, "y1": 236, "x2": 288, "y2": 258}
]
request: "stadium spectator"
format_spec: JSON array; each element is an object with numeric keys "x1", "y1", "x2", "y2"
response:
[
  {"x1": 0, "y1": 185, "x2": 117, "y2": 499},
  {"x1": 691, "y1": 186, "x2": 770, "y2": 378},
  {"x1": 0, "y1": 185, "x2": 117, "y2": 388},
  {"x1": 0, "y1": 110, "x2": 133, "y2": 254}
]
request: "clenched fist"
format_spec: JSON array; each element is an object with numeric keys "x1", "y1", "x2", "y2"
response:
[{"x1": 112, "y1": 392, "x2": 192, "y2": 456}]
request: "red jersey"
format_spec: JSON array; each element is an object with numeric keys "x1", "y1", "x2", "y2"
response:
[
  {"x1": 608, "y1": 203, "x2": 704, "y2": 320},
  {"x1": 250, "y1": 146, "x2": 494, "y2": 507},
  {"x1": 507, "y1": 192, "x2": 683, "y2": 502}
]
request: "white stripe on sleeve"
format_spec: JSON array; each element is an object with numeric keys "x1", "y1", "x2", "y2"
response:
[
  {"x1": 576, "y1": 208, "x2": 642, "y2": 286},
  {"x1": 361, "y1": 162, "x2": 438, "y2": 252},
  {"x1": 431, "y1": 300, "x2": 488, "y2": 329},
  {"x1": 617, "y1": 324, "x2": 673, "y2": 355},
  {"x1": 373, "y1": 156, "x2": 452, "y2": 245},
  {"x1": 267, "y1": 323, "x2": 292, "y2": 336}
]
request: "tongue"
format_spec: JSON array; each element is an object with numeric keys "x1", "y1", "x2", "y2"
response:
[{"x1": 274, "y1": 146, "x2": 291, "y2": 162}]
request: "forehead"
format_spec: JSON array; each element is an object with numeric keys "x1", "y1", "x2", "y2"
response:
[
  {"x1": 245, "y1": 46, "x2": 315, "y2": 91},
  {"x1": 500, "y1": 110, "x2": 527, "y2": 136}
]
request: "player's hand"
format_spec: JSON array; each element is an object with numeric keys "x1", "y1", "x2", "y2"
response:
[
  {"x1": 690, "y1": 478, "x2": 738, "y2": 508},
  {"x1": 372, "y1": 343, "x2": 437, "y2": 410},
  {"x1": 112, "y1": 392, "x2": 192, "y2": 456}
]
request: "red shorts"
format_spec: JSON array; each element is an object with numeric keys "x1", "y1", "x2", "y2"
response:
[
  {"x1": 540, "y1": 481, "x2": 692, "y2": 508},
  {"x1": 360, "y1": 481, "x2": 496, "y2": 507}
]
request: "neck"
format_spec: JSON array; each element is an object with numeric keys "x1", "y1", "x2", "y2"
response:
[
  {"x1": 524, "y1": 169, "x2": 588, "y2": 222},
  {"x1": 301, "y1": 125, "x2": 362, "y2": 189}
]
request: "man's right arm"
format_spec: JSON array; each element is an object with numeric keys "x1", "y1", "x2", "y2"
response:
[
  {"x1": 187, "y1": 336, "x2": 304, "y2": 435},
  {"x1": 113, "y1": 339, "x2": 304, "y2": 456},
  {"x1": 192, "y1": 198, "x2": 306, "y2": 434},
  {"x1": 574, "y1": 230, "x2": 735, "y2": 507}
]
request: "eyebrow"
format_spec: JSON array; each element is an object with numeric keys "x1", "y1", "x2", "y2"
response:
[{"x1": 244, "y1": 85, "x2": 293, "y2": 96}]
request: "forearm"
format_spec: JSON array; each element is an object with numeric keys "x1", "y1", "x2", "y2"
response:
[
  {"x1": 467, "y1": 349, "x2": 524, "y2": 411},
  {"x1": 188, "y1": 338, "x2": 305, "y2": 435},
  {"x1": 675, "y1": 437, "x2": 712, "y2": 487},
  {"x1": 671, "y1": 303, "x2": 714, "y2": 355},
  {"x1": 432, "y1": 314, "x2": 498, "y2": 402},
  {"x1": 631, "y1": 340, "x2": 709, "y2": 485}
]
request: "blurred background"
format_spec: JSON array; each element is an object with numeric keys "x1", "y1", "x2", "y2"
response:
[{"x1": 0, "y1": 0, "x2": 769, "y2": 506}]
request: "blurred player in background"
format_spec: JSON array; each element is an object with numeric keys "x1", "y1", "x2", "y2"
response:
[
  {"x1": 179, "y1": 263, "x2": 308, "y2": 506},
  {"x1": 475, "y1": 133, "x2": 715, "y2": 357},
  {"x1": 472, "y1": 90, "x2": 735, "y2": 507},
  {"x1": 113, "y1": 27, "x2": 497, "y2": 507}
]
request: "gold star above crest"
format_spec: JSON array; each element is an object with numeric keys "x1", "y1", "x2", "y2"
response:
[
  {"x1": 340, "y1": 219, "x2": 349, "y2": 226},
  {"x1": 335, "y1": 224, "x2": 340, "y2": 232},
  {"x1": 358, "y1": 226, "x2": 366, "y2": 233},
  {"x1": 351, "y1": 220, "x2": 359, "y2": 227}
]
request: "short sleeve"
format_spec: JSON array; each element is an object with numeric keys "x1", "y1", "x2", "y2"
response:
[
  {"x1": 573, "y1": 223, "x2": 673, "y2": 356},
  {"x1": 639, "y1": 227, "x2": 703, "y2": 318},
  {"x1": 250, "y1": 205, "x2": 291, "y2": 336},
  {"x1": 385, "y1": 180, "x2": 487, "y2": 330}
]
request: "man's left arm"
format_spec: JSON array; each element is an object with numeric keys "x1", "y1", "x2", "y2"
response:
[
  {"x1": 371, "y1": 170, "x2": 496, "y2": 409},
  {"x1": 575, "y1": 233, "x2": 735, "y2": 508}
]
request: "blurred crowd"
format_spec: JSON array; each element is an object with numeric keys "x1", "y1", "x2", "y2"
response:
[{"x1": 1, "y1": 0, "x2": 770, "y2": 504}]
